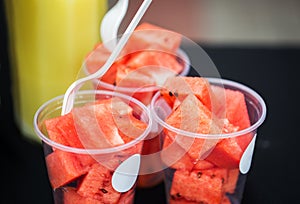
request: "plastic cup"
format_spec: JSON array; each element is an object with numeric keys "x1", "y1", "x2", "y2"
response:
[
  {"x1": 150, "y1": 77, "x2": 267, "y2": 204},
  {"x1": 33, "y1": 90, "x2": 152, "y2": 204},
  {"x1": 84, "y1": 48, "x2": 191, "y2": 106},
  {"x1": 4, "y1": 0, "x2": 107, "y2": 142},
  {"x1": 83, "y1": 42, "x2": 190, "y2": 188}
]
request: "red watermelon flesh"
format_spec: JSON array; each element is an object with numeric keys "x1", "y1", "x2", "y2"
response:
[
  {"x1": 77, "y1": 163, "x2": 121, "y2": 202},
  {"x1": 56, "y1": 113, "x2": 85, "y2": 148},
  {"x1": 43, "y1": 97, "x2": 147, "y2": 200},
  {"x1": 211, "y1": 85, "x2": 252, "y2": 151},
  {"x1": 72, "y1": 97, "x2": 148, "y2": 149},
  {"x1": 134, "y1": 50, "x2": 183, "y2": 74},
  {"x1": 108, "y1": 97, "x2": 148, "y2": 142},
  {"x1": 125, "y1": 22, "x2": 182, "y2": 55},
  {"x1": 44, "y1": 116, "x2": 69, "y2": 147},
  {"x1": 45, "y1": 150, "x2": 88, "y2": 189},
  {"x1": 164, "y1": 94, "x2": 231, "y2": 161},
  {"x1": 205, "y1": 137, "x2": 243, "y2": 169},
  {"x1": 115, "y1": 64, "x2": 156, "y2": 88},
  {"x1": 161, "y1": 76, "x2": 213, "y2": 110},
  {"x1": 85, "y1": 22, "x2": 183, "y2": 90},
  {"x1": 84, "y1": 42, "x2": 124, "y2": 85},
  {"x1": 193, "y1": 160, "x2": 215, "y2": 170},
  {"x1": 160, "y1": 77, "x2": 253, "y2": 203},
  {"x1": 223, "y1": 168, "x2": 240, "y2": 194},
  {"x1": 161, "y1": 133, "x2": 194, "y2": 171},
  {"x1": 170, "y1": 169, "x2": 224, "y2": 203},
  {"x1": 169, "y1": 198, "x2": 200, "y2": 204},
  {"x1": 63, "y1": 187, "x2": 100, "y2": 204}
]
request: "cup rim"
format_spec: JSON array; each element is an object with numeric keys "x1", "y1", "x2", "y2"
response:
[
  {"x1": 33, "y1": 90, "x2": 153, "y2": 154},
  {"x1": 84, "y1": 48, "x2": 191, "y2": 93},
  {"x1": 150, "y1": 77, "x2": 267, "y2": 139}
]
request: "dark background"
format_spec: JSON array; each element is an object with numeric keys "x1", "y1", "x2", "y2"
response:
[{"x1": 1, "y1": 1, "x2": 299, "y2": 203}]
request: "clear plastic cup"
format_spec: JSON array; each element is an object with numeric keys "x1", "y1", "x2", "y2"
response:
[
  {"x1": 33, "y1": 90, "x2": 152, "y2": 204},
  {"x1": 150, "y1": 77, "x2": 267, "y2": 204},
  {"x1": 83, "y1": 34, "x2": 190, "y2": 188},
  {"x1": 84, "y1": 48, "x2": 190, "y2": 106}
]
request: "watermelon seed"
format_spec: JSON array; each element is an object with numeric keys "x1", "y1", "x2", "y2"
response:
[
  {"x1": 197, "y1": 172, "x2": 202, "y2": 178},
  {"x1": 174, "y1": 92, "x2": 178, "y2": 97},
  {"x1": 210, "y1": 174, "x2": 216, "y2": 179},
  {"x1": 169, "y1": 91, "x2": 173, "y2": 96},
  {"x1": 176, "y1": 193, "x2": 181, "y2": 198},
  {"x1": 100, "y1": 188, "x2": 108, "y2": 194}
]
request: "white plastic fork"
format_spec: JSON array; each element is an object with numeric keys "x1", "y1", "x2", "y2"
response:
[
  {"x1": 100, "y1": 0, "x2": 129, "y2": 52},
  {"x1": 61, "y1": 0, "x2": 152, "y2": 115}
]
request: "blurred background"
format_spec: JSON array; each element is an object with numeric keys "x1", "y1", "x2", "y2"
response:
[
  {"x1": 1, "y1": 0, "x2": 299, "y2": 203},
  {"x1": 114, "y1": 0, "x2": 300, "y2": 46}
]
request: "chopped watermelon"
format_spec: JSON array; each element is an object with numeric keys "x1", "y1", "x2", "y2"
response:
[
  {"x1": 73, "y1": 102, "x2": 125, "y2": 149},
  {"x1": 84, "y1": 22, "x2": 184, "y2": 95},
  {"x1": 158, "y1": 76, "x2": 253, "y2": 204},
  {"x1": 77, "y1": 163, "x2": 121, "y2": 202},
  {"x1": 43, "y1": 96, "x2": 147, "y2": 203},
  {"x1": 161, "y1": 133, "x2": 194, "y2": 171},
  {"x1": 115, "y1": 65, "x2": 156, "y2": 88},
  {"x1": 84, "y1": 42, "x2": 126, "y2": 85},
  {"x1": 63, "y1": 187, "x2": 100, "y2": 204},
  {"x1": 45, "y1": 150, "x2": 88, "y2": 189},
  {"x1": 164, "y1": 94, "x2": 230, "y2": 161},
  {"x1": 169, "y1": 198, "x2": 200, "y2": 204},
  {"x1": 161, "y1": 76, "x2": 213, "y2": 110},
  {"x1": 211, "y1": 86, "x2": 250, "y2": 129},
  {"x1": 211, "y1": 85, "x2": 252, "y2": 151},
  {"x1": 205, "y1": 137, "x2": 243, "y2": 169},
  {"x1": 44, "y1": 115, "x2": 69, "y2": 147},
  {"x1": 193, "y1": 160, "x2": 215, "y2": 170},
  {"x1": 56, "y1": 113, "x2": 85, "y2": 148},
  {"x1": 170, "y1": 170, "x2": 224, "y2": 203},
  {"x1": 223, "y1": 168, "x2": 240, "y2": 194},
  {"x1": 115, "y1": 50, "x2": 182, "y2": 86},
  {"x1": 125, "y1": 22, "x2": 182, "y2": 54}
]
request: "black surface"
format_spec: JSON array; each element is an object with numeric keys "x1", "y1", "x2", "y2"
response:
[{"x1": 1, "y1": 1, "x2": 298, "y2": 203}]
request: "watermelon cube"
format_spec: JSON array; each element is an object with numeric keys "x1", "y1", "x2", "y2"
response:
[
  {"x1": 56, "y1": 113, "x2": 85, "y2": 148},
  {"x1": 63, "y1": 187, "x2": 100, "y2": 204},
  {"x1": 161, "y1": 76, "x2": 213, "y2": 110},
  {"x1": 125, "y1": 22, "x2": 182, "y2": 54},
  {"x1": 77, "y1": 163, "x2": 121, "y2": 202},
  {"x1": 44, "y1": 116, "x2": 69, "y2": 147},
  {"x1": 169, "y1": 198, "x2": 200, "y2": 204},
  {"x1": 73, "y1": 103, "x2": 125, "y2": 149},
  {"x1": 211, "y1": 85, "x2": 252, "y2": 151},
  {"x1": 45, "y1": 150, "x2": 88, "y2": 189},
  {"x1": 206, "y1": 138, "x2": 243, "y2": 169},
  {"x1": 164, "y1": 94, "x2": 221, "y2": 160},
  {"x1": 223, "y1": 168, "x2": 240, "y2": 194},
  {"x1": 161, "y1": 134, "x2": 194, "y2": 171},
  {"x1": 170, "y1": 169, "x2": 224, "y2": 203}
]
